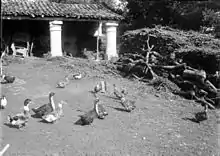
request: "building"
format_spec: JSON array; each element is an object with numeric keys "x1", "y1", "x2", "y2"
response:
[{"x1": 1, "y1": 0, "x2": 123, "y2": 60}]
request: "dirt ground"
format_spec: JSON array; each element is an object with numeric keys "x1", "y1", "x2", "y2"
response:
[{"x1": 0, "y1": 56, "x2": 218, "y2": 156}]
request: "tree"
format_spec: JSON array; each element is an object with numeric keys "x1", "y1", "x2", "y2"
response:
[{"x1": 124, "y1": 0, "x2": 220, "y2": 30}]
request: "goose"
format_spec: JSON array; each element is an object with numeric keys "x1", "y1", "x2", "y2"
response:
[
  {"x1": 32, "y1": 92, "x2": 56, "y2": 117},
  {"x1": 7, "y1": 99, "x2": 32, "y2": 129},
  {"x1": 121, "y1": 88, "x2": 128, "y2": 96},
  {"x1": 41, "y1": 101, "x2": 67, "y2": 123},
  {"x1": 93, "y1": 93, "x2": 108, "y2": 119},
  {"x1": 93, "y1": 81, "x2": 107, "y2": 93},
  {"x1": 73, "y1": 73, "x2": 82, "y2": 80},
  {"x1": 57, "y1": 77, "x2": 69, "y2": 88},
  {"x1": 75, "y1": 99, "x2": 99, "y2": 126},
  {"x1": 1, "y1": 74, "x2": 15, "y2": 84},
  {"x1": 113, "y1": 84, "x2": 123, "y2": 99},
  {"x1": 0, "y1": 95, "x2": 7, "y2": 109},
  {"x1": 119, "y1": 95, "x2": 136, "y2": 112},
  {"x1": 94, "y1": 82, "x2": 102, "y2": 93},
  {"x1": 195, "y1": 104, "x2": 208, "y2": 124},
  {"x1": 113, "y1": 84, "x2": 127, "y2": 99}
]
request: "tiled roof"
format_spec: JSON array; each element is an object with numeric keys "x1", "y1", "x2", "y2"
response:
[{"x1": 2, "y1": 0, "x2": 123, "y2": 21}]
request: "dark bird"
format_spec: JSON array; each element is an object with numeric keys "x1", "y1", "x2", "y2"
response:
[
  {"x1": 32, "y1": 92, "x2": 56, "y2": 118},
  {"x1": 195, "y1": 104, "x2": 208, "y2": 124},
  {"x1": 74, "y1": 99, "x2": 99, "y2": 126},
  {"x1": 1, "y1": 75, "x2": 15, "y2": 84}
]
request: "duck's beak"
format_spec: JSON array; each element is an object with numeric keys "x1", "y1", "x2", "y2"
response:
[
  {"x1": 60, "y1": 100, "x2": 68, "y2": 105},
  {"x1": 30, "y1": 101, "x2": 35, "y2": 105}
]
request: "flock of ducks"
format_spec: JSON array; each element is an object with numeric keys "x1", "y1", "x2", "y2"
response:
[
  {"x1": 0, "y1": 70, "x2": 208, "y2": 130},
  {"x1": 75, "y1": 81, "x2": 136, "y2": 125},
  {"x1": 0, "y1": 73, "x2": 137, "y2": 129}
]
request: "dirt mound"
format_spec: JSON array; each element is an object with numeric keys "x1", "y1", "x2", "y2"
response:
[{"x1": 46, "y1": 56, "x2": 120, "y2": 79}]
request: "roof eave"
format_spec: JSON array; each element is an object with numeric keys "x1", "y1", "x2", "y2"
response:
[{"x1": 2, "y1": 15, "x2": 122, "y2": 22}]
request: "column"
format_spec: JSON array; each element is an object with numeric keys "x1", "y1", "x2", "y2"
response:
[
  {"x1": 49, "y1": 20, "x2": 63, "y2": 57},
  {"x1": 105, "y1": 22, "x2": 118, "y2": 60}
]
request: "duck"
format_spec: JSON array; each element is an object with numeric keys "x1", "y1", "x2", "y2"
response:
[
  {"x1": 0, "y1": 95, "x2": 7, "y2": 109},
  {"x1": 121, "y1": 88, "x2": 128, "y2": 96},
  {"x1": 113, "y1": 84, "x2": 127, "y2": 99},
  {"x1": 93, "y1": 93, "x2": 108, "y2": 119},
  {"x1": 73, "y1": 73, "x2": 82, "y2": 80},
  {"x1": 93, "y1": 81, "x2": 107, "y2": 93},
  {"x1": 74, "y1": 98, "x2": 99, "y2": 126},
  {"x1": 7, "y1": 99, "x2": 32, "y2": 129},
  {"x1": 1, "y1": 74, "x2": 15, "y2": 84},
  {"x1": 94, "y1": 82, "x2": 102, "y2": 93},
  {"x1": 119, "y1": 95, "x2": 136, "y2": 112},
  {"x1": 57, "y1": 77, "x2": 69, "y2": 88},
  {"x1": 194, "y1": 104, "x2": 208, "y2": 124},
  {"x1": 41, "y1": 101, "x2": 67, "y2": 123},
  {"x1": 32, "y1": 92, "x2": 56, "y2": 117}
]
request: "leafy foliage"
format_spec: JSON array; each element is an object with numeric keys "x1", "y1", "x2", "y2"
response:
[
  {"x1": 124, "y1": 0, "x2": 220, "y2": 31},
  {"x1": 202, "y1": 8, "x2": 220, "y2": 27}
]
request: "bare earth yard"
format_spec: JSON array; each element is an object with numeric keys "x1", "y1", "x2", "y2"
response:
[{"x1": 0, "y1": 57, "x2": 218, "y2": 156}]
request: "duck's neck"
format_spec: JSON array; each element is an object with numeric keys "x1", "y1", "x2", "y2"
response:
[
  {"x1": 57, "y1": 105, "x2": 63, "y2": 116},
  {"x1": 23, "y1": 105, "x2": 30, "y2": 116},
  {"x1": 121, "y1": 97, "x2": 126, "y2": 102},
  {"x1": 94, "y1": 102, "x2": 99, "y2": 114},
  {"x1": 49, "y1": 96, "x2": 55, "y2": 111},
  {"x1": 65, "y1": 77, "x2": 69, "y2": 82}
]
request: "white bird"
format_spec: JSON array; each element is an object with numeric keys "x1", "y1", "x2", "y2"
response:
[
  {"x1": 73, "y1": 73, "x2": 82, "y2": 80},
  {"x1": 0, "y1": 95, "x2": 7, "y2": 109},
  {"x1": 41, "y1": 101, "x2": 66, "y2": 123},
  {"x1": 56, "y1": 77, "x2": 69, "y2": 88}
]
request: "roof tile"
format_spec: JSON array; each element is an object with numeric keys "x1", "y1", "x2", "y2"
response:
[{"x1": 2, "y1": 0, "x2": 123, "y2": 20}]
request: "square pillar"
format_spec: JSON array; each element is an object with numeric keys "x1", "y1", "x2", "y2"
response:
[
  {"x1": 49, "y1": 20, "x2": 63, "y2": 57},
  {"x1": 105, "y1": 22, "x2": 118, "y2": 60}
]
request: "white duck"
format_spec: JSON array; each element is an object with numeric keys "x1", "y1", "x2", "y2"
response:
[
  {"x1": 119, "y1": 95, "x2": 136, "y2": 112},
  {"x1": 73, "y1": 73, "x2": 82, "y2": 80},
  {"x1": 94, "y1": 96, "x2": 108, "y2": 119},
  {"x1": 0, "y1": 95, "x2": 7, "y2": 109},
  {"x1": 57, "y1": 77, "x2": 69, "y2": 88},
  {"x1": 41, "y1": 101, "x2": 67, "y2": 123}
]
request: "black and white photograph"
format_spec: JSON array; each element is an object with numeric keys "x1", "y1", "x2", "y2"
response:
[{"x1": 0, "y1": 0, "x2": 220, "y2": 155}]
